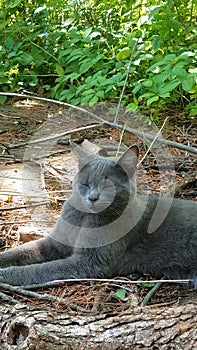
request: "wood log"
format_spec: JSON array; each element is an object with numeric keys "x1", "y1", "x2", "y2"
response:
[{"x1": 0, "y1": 302, "x2": 197, "y2": 350}]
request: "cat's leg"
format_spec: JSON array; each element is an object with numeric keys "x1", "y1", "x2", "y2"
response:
[
  {"x1": 0, "y1": 253, "x2": 99, "y2": 286},
  {"x1": 0, "y1": 237, "x2": 73, "y2": 268}
]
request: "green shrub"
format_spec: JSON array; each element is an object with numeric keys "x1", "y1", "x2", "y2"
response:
[{"x1": 0, "y1": 0, "x2": 196, "y2": 117}]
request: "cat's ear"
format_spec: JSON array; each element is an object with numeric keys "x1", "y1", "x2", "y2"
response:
[
  {"x1": 117, "y1": 145, "x2": 139, "y2": 177},
  {"x1": 70, "y1": 140, "x2": 94, "y2": 168}
]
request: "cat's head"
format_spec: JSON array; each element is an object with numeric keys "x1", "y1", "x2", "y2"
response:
[{"x1": 70, "y1": 141, "x2": 139, "y2": 214}]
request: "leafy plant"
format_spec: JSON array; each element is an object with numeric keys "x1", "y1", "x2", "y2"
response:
[{"x1": 0, "y1": 0, "x2": 196, "y2": 117}]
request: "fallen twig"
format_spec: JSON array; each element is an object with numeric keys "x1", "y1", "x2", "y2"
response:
[
  {"x1": 23, "y1": 278, "x2": 192, "y2": 290},
  {"x1": 0, "y1": 93, "x2": 196, "y2": 154},
  {"x1": 0, "y1": 291, "x2": 19, "y2": 303},
  {"x1": 107, "y1": 121, "x2": 197, "y2": 154},
  {"x1": 140, "y1": 279, "x2": 164, "y2": 307},
  {"x1": 138, "y1": 116, "x2": 169, "y2": 166},
  {"x1": 6, "y1": 123, "x2": 103, "y2": 150},
  {"x1": 0, "y1": 200, "x2": 50, "y2": 212},
  {"x1": 0, "y1": 283, "x2": 94, "y2": 313}
]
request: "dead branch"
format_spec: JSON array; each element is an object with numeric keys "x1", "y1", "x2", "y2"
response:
[
  {"x1": 0, "y1": 93, "x2": 196, "y2": 154},
  {"x1": 107, "y1": 121, "x2": 197, "y2": 154},
  {"x1": 140, "y1": 280, "x2": 164, "y2": 307},
  {"x1": 0, "y1": 291, "x2": 19, "y2": 303},
  {"x1": 5, "y1": 123, "x2": 103, "y2": 150},
  {"x1": 0, "y1": 283, "x2": 93, "y2": 314},
  {"x1": 0, "y1": 201, "x2": 50, "y2": 212},
  {"x1": 22, "y1": 278, "x2": 192, "y2": 291}
]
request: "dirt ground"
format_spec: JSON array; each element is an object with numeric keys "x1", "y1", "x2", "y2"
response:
[{"x1": 0, "y1": 97, "x2": 197, "y2": 313}]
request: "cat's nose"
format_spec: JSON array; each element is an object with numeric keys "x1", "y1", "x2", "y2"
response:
[{"x1": 88, "y1": 189, "x2": 99, "y2": 202}]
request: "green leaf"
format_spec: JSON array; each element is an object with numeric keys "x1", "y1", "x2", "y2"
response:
[
  {"x1": 17, "y1": 53, "x2": 33, "y2": 65},
  {"x1": 59, "y1": 89, "x2": 76, "y2": 101},
  {"x1": 5, "y1": 38, "x2": 15, "y2": 50},
  {"x1": 83, "y1": 27, "x2": 92, "y2": 38},
  {"x1": 0, "y1": 76, "x2": 9, "y2": 84},
  {"x1": 151, "y1": 35, "x2": 161, "y2": 51},
  {"x1": 142, "y1": 80, "x2": 153, "y2": 87},
  {"x1": 147, "y1": 95, "x2": 159, "y2": 106},
  {"x1": 67, "y1": 54, "x2": 82, "y2": 64},
  {"x1": 90, "y1": 31, "x2": 101, "y2": 39},
  {"x1": 116, "y1": 47, "x2": 131, "y2": 60},
  {"x1": 158, "y1": 80, "x2": 180, "y2": 95},
  {"x1": 182, "y1": 77, "x2": 194, "y2": 91},
  {"x1": 172, "y1": 66, "x2": 187, "y2": 78},
  {"x1": 126, "y1": 102, "x2": 139, "y2": 112},
  {"x1": 132, "y1": 84, "x2": 141, "y2": 94},
  {"x1": 139, "y1": 92, "x2": 156, "y2": 99},
  {"x1": 189, "y1": 110, "x2": 197, "y2": 117},
  {"x1": 79, "y1": 60, "x2": 94, "y2": 74},
  {"x1": 29, "y1": 75, "x2": 38, "y2": 87},
  {"x1": 113, "y1": 288, "x2": 126, "y2": 299},
  {"x1": 0, "y1": 96, "x2": 7, "y2": 104},
  {"x1": 89, "y1": 95, "x2": 98, "y2": 106},
  {"x1": 55, "y1": 64, "x2": 65, "y2": 76},
  {"x1": 7, "y1": 0, "x2": 21, "y2": 8},
  {"x1": 153, "y1": 72, "x2": 171, "y2": 84},
  {"x1": 81, "y1": 93, "x2": 94, "y2": 105},
  {"x1": 141, "y1": 282, "x2": 156, "y2": 288},
  {"x1": 76, "y1": 84, "x2": 86, "y2": 95}
]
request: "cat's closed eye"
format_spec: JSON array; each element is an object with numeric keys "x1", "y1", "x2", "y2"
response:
[{"x1": 80, "y1": 182, "x2": 89, "y2": 188}]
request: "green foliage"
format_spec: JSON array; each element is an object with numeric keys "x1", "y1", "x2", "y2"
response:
[
  {"x1": 0, "y1": 0, "x2": 196, "y2": 117},
  {"x1": 113, "y1": 288, "x2": 126, "y2": 299}
]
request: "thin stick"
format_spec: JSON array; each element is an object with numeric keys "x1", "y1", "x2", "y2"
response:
[
  {"x1": 138, "y1": 116, "x2": 169, "y2": 166},
  {"x1": 116, "y1": 124, "x2": 126, "y2": 157},
  {"x1": 113, "y1": 39, "x2": 138, "y2": 124},
  {"x1": 106, "y1": 121, "x2": 197, "y2": 154},
  {"x1": 0, "y1": 291, "x2": 19, "y2": 303},
  {"x1": 140, "y1": 279, "x2": 164, "y2": 307},
  {"x1": 0, "y1": 283, "x2": 92, "y2": 313},
  {"x1": 0, "y1": 201, "x2": 50, "y2": 212},
  {"x1": 6, "y1": 123, "x2": 103, "y2": 149},
  {"x1": 0, "y1": 189, "x2": 71, "y2": 196},
  {"x1": 23, "y1": 278, "x2": 192, "y2": 290},
  {"x1": 1, "y1": 92, "x2": 196, "y2": 154}
]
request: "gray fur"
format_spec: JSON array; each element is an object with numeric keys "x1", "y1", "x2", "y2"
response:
[{"x1": 0, "y1": 144, "x2": 196, "y2": 287}]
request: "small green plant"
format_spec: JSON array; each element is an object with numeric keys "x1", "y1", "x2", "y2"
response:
[{"x1": 113, "y1": 288, "x2": 126, "y2": 299}]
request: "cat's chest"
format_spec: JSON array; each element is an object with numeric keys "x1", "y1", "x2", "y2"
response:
[{"x1": 62, "y1": 203, "x2": 103, "y2": 227}]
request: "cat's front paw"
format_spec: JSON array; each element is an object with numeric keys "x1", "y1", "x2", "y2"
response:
[
  {"x1": 0, "y1": 267, "x2": 19, "y2": 285},
  {"x1": 0, "y1": 268, "x2": 7, "y2": 283}
]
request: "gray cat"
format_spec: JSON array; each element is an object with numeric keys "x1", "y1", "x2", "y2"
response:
[{"x1": 0, "y1": 143, "x2": 196, "y2": 287}]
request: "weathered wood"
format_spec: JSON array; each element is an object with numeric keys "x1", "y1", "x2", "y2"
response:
[{"x1": 0, "y1": 302, "x2": 197, "y2": 350}]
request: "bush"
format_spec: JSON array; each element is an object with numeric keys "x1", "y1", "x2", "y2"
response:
[{"x1": 0, "y1": 0, "x2": 196, "y2": 117}]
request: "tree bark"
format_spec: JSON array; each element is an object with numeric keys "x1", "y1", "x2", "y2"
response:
[{"x1": 0, "y1": 302, "x2": 197, "y2": 350}]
